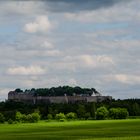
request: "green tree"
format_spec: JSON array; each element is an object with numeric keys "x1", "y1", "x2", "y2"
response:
[
  {"x1": 27, "y1": 112, "x2": 40, "y2": 123},
  {"x1": 15, "y1": 111, "x2": 23, "y2": 122},
  {"x1": 77, "y1": 104, "x2": 86, "y2": 118},
  {"x1": 32, "y1": 112, "x2": 40, "y2": 122},
  {"x1": 96, "y1": 106, "x2": 108, "y2": 120},
  {"x1": 15, "y1": 88, "x2": 23, "y2": 93},
  {"x1": 84, "y1": 112, "x2": 91, "y2": 120},
  {"x1": 90, "y1": 102, "x2": 96, "y2": 119},
  {"x1": 21, "y1": 114, "x2": 27, "y2": 123},
  {"x1": 132, "y1": 103, "x2": 140, "y2": 116},
  {"x1": 109, "y1": 108, "x2": 128, "y2": 119},
  {"x1": 55, "y1": 113, "x2": 66, "y2": 121},
  {"x1": 118, "y1": 108, "x2": 129, "y2": 119},
  {"x1": 26, "y1": 114, "x2": 33, "y2": 123},
  {"x1": 8, "y1": 119, "x2": 14, "y2": 124},
  {"x1": 66, "y1": 112, "x2": 77, "y2": 120},
  {"x1": 16, "y1": 111, "x2": 40, "y2": 123},
  {"x1": 0, "y1": 113, "x2": 5, "y2": 123},
  {"x1": 109, "y1": 108, "x2": 119, "y2": 119},
  {"x1": 47, "y1": 114, "x2": 53, "y2": 120},
  {"x1": 15, "y1": 112, "x2": 27, "y2": 123}
]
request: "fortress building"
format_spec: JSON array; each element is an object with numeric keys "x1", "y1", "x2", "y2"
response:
[{"x1": 8, "y1": 89, "x2": 112, "y2": 104}]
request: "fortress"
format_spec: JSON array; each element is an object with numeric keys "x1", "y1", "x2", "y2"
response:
[{"x1": 8, "y1": 89, "x2": 112, "y2": 104}]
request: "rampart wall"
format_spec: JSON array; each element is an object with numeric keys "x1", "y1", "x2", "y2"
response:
[{"x1": 8, "y1": 91, "x2": 112, "y2": 104}]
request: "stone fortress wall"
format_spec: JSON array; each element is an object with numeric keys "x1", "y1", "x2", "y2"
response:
[{"x1": 8, "y1": 91, "x2": 112, "y2": 104}]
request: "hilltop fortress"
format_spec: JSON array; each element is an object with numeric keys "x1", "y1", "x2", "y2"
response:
[{"x1": 8, "y1": 87, "x2": 112, "y2": 104}]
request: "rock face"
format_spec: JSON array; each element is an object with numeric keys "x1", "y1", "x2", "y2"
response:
[{"x1": 8, "y1": 90, "x2": 112, "y2": 104}]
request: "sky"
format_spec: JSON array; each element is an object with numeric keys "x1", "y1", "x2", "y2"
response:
[{"x1": 0, "y1": 0, "x2": 140, "y2": 100}]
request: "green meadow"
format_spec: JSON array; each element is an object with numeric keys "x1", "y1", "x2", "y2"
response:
[{"x1": 0, "y1": 119, "x2": 140, "y2": 140}]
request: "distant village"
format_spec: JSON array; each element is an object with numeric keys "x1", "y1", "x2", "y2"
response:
[{"x1": 8, "y1": 87, "x2": 112, "y2": 104}]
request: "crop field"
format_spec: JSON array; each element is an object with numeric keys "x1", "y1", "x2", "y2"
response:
[{"x1": 0, "y1": 119, "x2": 140, "y2": 140}]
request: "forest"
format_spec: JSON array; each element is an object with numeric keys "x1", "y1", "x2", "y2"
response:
[{"x1": 0, "y1": 98, "x2": 140, "y2": 123}]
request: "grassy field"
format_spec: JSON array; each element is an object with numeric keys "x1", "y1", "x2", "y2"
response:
[{"x1": 0, "y1": 119, "x2": 140, "y2": 140}]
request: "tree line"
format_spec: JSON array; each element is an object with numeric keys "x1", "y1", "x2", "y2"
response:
[
  {"x1": 0, "y1": 98, "x2": 140, "y2": 123},
  {"x1": 14, "y1": 86, "x2": 100, "y2": 96},
  {"x1": 0, "y1": 104, "x2": 128, "y2": 124}
]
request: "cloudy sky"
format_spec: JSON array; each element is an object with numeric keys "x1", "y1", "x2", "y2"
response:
[{"x1": 0, "y1": 0, "x2": 140, "y2": 100}]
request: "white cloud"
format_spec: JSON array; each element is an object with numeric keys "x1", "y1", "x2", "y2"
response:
[
  {"x1": 52, "y1": 62, "x2": 76, "y2": 72},
  {"x1": 82, "y1": 55, "x2": 114, "y2": 66},
  {"x1": 42, "y1": 41, "x2": 54, "y2": 49},
  {"x1": 114, "y1": 74, "x2": 129, "y2": 84},
  {"x1": 24, "y1": 15, "x2": 52, "y2": 33},
  {"x1": 42, "y1": 50, "x2": 61, "y2": 57},
  {"x1": 7, "y1": 65, "x2": 46, "y2": 75},
  {"x1": 104, "y1": 74, "x2": 140, "y2": 84},
  {"x1": 50, "y1": 54, "x2": 114, "y2": 73},
  {"x1": 65, "y1": 54, "x2": 114, "y2": 69},
  {"x1": 115, "y1": 74, "x2": 140, "y2": 84},
  {"x1": 79, "y1": 55, "x2": 96, "y2": 66}
]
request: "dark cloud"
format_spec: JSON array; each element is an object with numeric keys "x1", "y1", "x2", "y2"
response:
[{"x1": 43, "y1": 0, "x2": 129, "y2": 12}]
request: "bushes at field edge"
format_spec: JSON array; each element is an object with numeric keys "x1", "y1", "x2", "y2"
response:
[
  {"x1": 109, "y1": 108, "x2": 129, "y2": 119},
  {"x1": 15, "y1": 111, "x2": 40, "y2": 123},
  {"x1": 96, "y1": 106, "x2": 109, "y2": 120},
  {"x1": 55, "y1": 113, "x2": 66, "y2": 121},
  {"x1": 66, "y1": 112, "x2": 77, "y2": 120}
]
